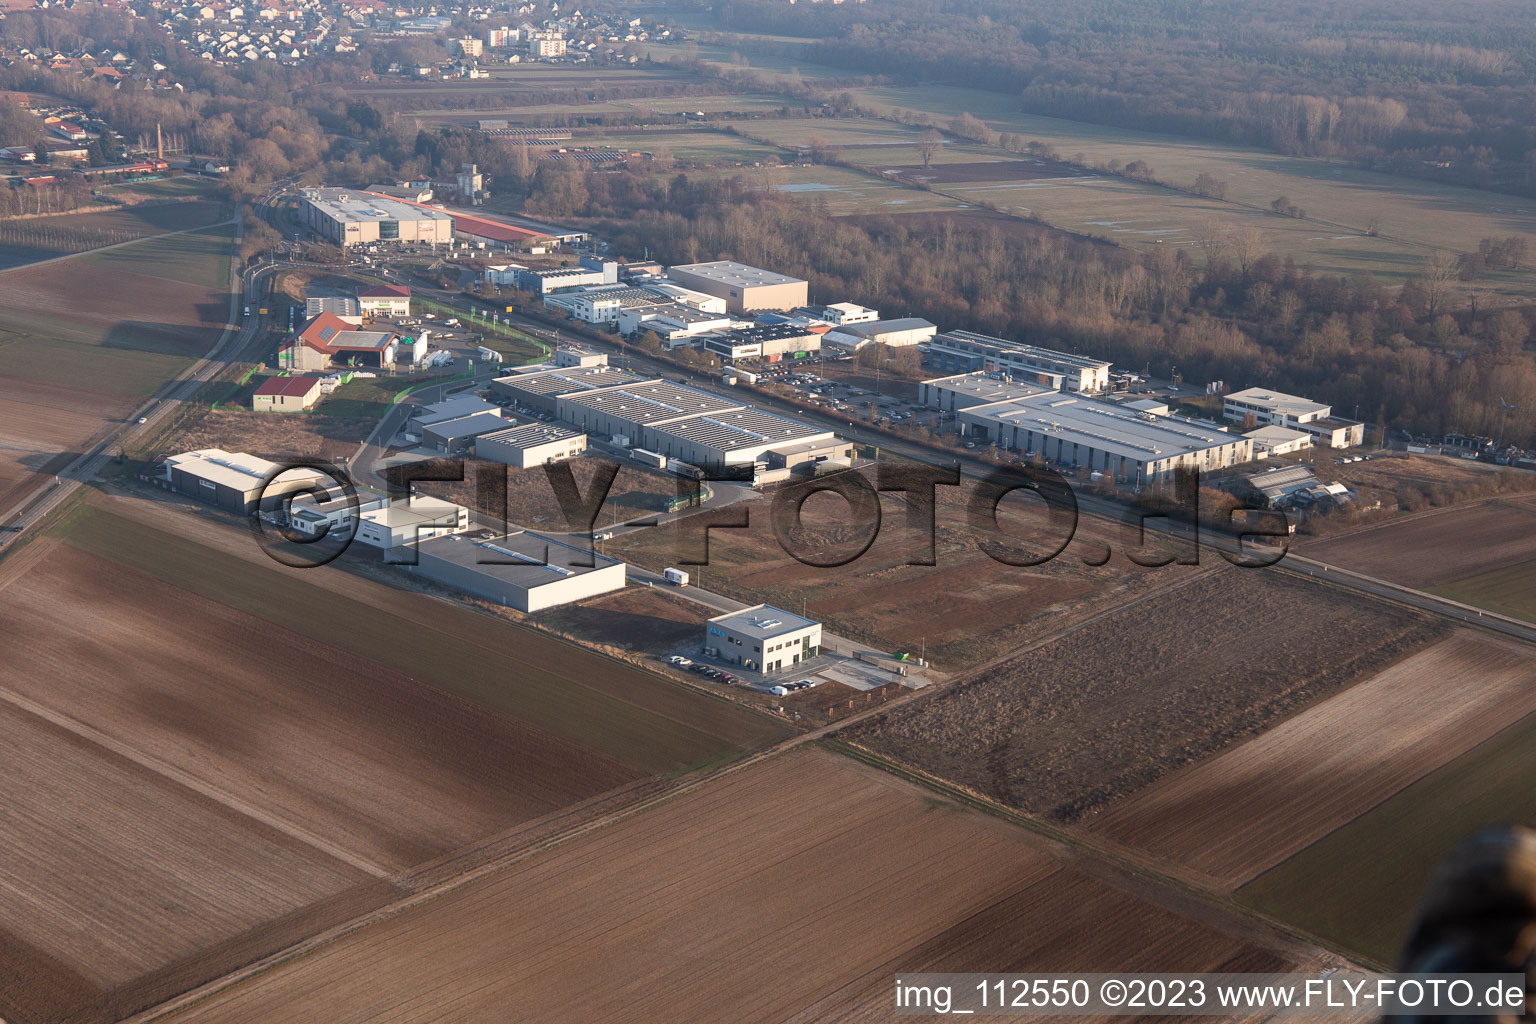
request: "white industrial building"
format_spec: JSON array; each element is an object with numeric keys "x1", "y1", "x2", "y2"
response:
[
  {"x1": 924, "y1": 330, "x2": 1112, "y2": 393},
  {"x1": 618, "y1": 302, "x2": 735, "y2": 343},
  {"x1": 1223, "y1": 387, "x2": 1364, "y2": 448},
  {"x1": 408, "y1": 531, "x2": 626, "y2": 612},
  {"x1": 356, "y1": 497, "x2": 470, "y2": 549},
  {"x1": 953, "y1": 391, "x2": 1253, "y2": 484},
  {"x1": 704, "y1": 604, "x2": 822, "y2": 677},
  {"x1": 1245, "y1": 424, "x2": 1313, "y2": 457},
  {"x1": 823, "y1": 317, "x2": 938, "y2": 352},
  {"x1": 814, "y1": 302, "x2": 878, "y2": 325},
  {"x1": 411, "y1": 395, "x2": 504, "y2": 430},
  {"x1": 474, "y1": 423, "x2": 587, "y2": 468},
  {"x1": 299, "y1": 188, "x2": 454, "y2": 249}
]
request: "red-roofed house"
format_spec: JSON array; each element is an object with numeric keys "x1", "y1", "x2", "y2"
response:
[
  {"x1": 252, "y1": 375, "x2": 322, "y2": 411},
  {"x1": 357, "y1": 283, "x2": 410, "y2": 317},
  {"x1": 280, "y1": 312, "x2": 422, "y2": 371}
]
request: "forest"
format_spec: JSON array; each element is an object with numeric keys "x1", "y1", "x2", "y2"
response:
[{"x1": 695, "y1": 0, "x2": 1536, "y2": 197}]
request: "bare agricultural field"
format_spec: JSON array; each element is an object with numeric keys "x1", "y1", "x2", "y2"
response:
[
  {"x1": 0, "y1": 698, "x2": 382, "y2": 1024},
  {"x1": 0, "y1": 495, "x2": 787, "y2": 1023},
  {"x1": 0, "y1": 224, "x2": 234, "y2": 511},
  {"x1": 1240, "y1": 705, "x2": 1536, "y2": 964},
  {"x1": 1299, "y1": 499, "x2": 1536, "y2": 589},
  {"x1": 612, "y1": 469, "x2": 1194, "y2": 670},
  {"x1": 874, "y1": 158, "x2": 1086, "y2": 183},
  {"x1": 1089, "y1": 632, "x2": 1536, "y2": 889},
  {"x1": 849, "y1": 567, "x2": 1445, "y2": 822},
  {"x1": 165, "y1": 749, "x2": 1328, "y2": 1024}
]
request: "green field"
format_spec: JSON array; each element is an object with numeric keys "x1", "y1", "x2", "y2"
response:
[
  {"x1": 572, "y1": 129, "x2": 787, "y2": 165},
  {"x1": 0, "y1": 328, "x2": 194, "y2": 398},
  {"x1": 80, "y1": 221, "x2": 235, "y2": 290},
  {"x1": 697, "y1": 162, "x2": 962, "y2": 215},
  {"x1": 1431, "y1": 558, "x2": 1536, "y2": 622},
  {"x1": 97, "y1": 175, "x2": 224, "y2": 201},
  {"x1": 1238, "y1": 710, "x2": 1536, "y2": 964},
  {"x1": 59, "y1": 504, "x2": 790, "y2": 773}
]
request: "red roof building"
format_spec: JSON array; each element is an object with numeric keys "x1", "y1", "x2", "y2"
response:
[{"x1": 252, "y1": 375, "x2": 322, "y2": 412}]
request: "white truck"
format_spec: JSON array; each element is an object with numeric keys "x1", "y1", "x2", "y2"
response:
[
  {"x1": 632, "y1": 448, "x2": 667, "y2": 470},
  {"x1": 663, "y1": 567, "x2": 689, "y2": 586}
]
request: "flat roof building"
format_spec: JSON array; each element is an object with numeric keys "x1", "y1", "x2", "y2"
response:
[
  {"x1": 1223, "y1": 387, "x2": 1364, "y2": 449},
  {"x1": 919, "y1": 372, "x2": 1054, "y2": 413},
  {"x1": 823, "y1": 317, "x2": 937, "y2": 352},
  {"x1": 704, "y1": 604, "x2": 822, "y2": 677},
  {"x1": 356, "y1": 497, "x2": 470, "y2": 551},
  {"x1": 665, "y1": 261, "x2": 808, "y2": 313},
  {"x1": 925, "y1": 329, "x2": 1112, "y2": 393},
  {"x1": 489, "y1": 366, "x2": 649, "y2": 415},
  {"x1": 162, "y1": 449, "x2": 331, "y2": 515},
  {"x1": 474, "y1": 423, "x2": 587, "y2": 468},
  {"x1": 703, "y1": 323, "x2": 822, "y2": 362},
  {"x1": 618, "y1": 302, "x2": 735, "y2": 343},
  {"x1": 299, "y1": 188, "x2": 453, "y2": 249},
  {"x1": 304, "y1": 296, "x2": 360, "y2": 320},
  {"x1": 408, "y1": 531, "x2": 626, "y2": 612},
  {"x1": 957, "y1": 392, "x2": 1253, "y2": 484},
  {"x1": 422, "y1": 411, "x2": 511, "y2": 453},
  {"x1": 1245, "y1": 424, "x2": 1313, "y2": 457}
]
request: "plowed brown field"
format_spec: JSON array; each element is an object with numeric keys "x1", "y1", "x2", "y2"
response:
[
  {"x1": 1089, "y1": 632, "x2": 1536, "y2": 888},
  {"x1": 164, "y1": 749, "x2": 1327, "y2": 1024},
  {"x1": 1300, "y1": 500, "x2": 1536, "y2": 588},
  {"x1": 0, "y1": 541, "x2": 646, "y2": 1024}
]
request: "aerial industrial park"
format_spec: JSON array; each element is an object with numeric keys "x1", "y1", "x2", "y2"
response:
[{"x1": 0, "y1": 1, "x2": 1533, "y2": 1021}]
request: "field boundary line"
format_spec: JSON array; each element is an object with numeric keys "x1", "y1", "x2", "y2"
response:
[{"x1": 0, "y1": 685, "x2": 392, "y2": 880}]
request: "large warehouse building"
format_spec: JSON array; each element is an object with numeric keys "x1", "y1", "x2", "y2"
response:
[
  {"x1": 489, "y1": 365, "x2": 648, "y2": 416},
  {"x1": 492, "y1": 370, "x2": 850, "y2": 472},
  {"x1": 665, "y1": 261, "x2": 808, "y2": 313},
  {"x1": 951, "y1": 390, "x2": 1253, "y2": 484},
  {"x1": 924, "y1": 330, "x2": 1111, "y2": 393},
  {"x1": 918, "y1": 372, "x2": 1052, "y2": 413},
  {"x1": 474, "y1": 423, "x2": 587, "y2": 468},
  {"x1": 407, "y1": 531, "x2": 627, "y2": 612},
  {"x1": 161, "y1": 449, "x2": 332, "y2": 515},
  {"x1": 299, "y1": 189, "x2": 454, "y2": 249}
]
